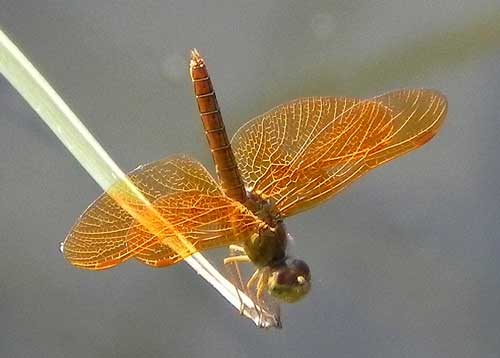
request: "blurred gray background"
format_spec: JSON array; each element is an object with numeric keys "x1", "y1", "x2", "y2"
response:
[{"x1": 1, "y1": 1, "x2": 500, "y2": 357}]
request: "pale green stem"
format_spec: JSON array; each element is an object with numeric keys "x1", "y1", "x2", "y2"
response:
[{"x1": 0, "y1": 28, "x2": 280, "y2": 328}]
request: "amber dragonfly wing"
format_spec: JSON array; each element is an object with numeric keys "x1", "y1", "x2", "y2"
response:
[
  {"x1": 62, "y1": 155, "x2": 264, "y2": 270},
  {"x1": 231, "y1": 89, "x2": 447, "y2": 217}
]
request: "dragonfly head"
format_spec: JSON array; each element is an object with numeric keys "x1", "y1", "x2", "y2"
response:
[{"x1": 267, "y1": 258, "x2": 311, "y2": 303}]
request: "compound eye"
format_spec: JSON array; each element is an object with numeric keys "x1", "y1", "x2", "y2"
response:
[
  {"x1": 274, "y1": 258, "x2": 311, "y2": 285},
  {"x1": 289, "y1": 259, "x2": 311, "y2": 281},
  {"x1": 268, "y1": 258, "x2": 311, "y2": 303}
]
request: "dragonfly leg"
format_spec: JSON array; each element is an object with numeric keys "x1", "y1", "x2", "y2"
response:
[
  {"x1": 223, "y1": 263, "x2": 244, "y2": 315},
  {"x1": 224, "y1": 250, "x2": 252, "y2": 315},
  {"x1": 255, "y1": 268, "x2": 270, "y2": 302},
  {"x1": 245, "y1": 269, "x2": 265, "y2": 323},
  {"x1": 246, "y1": 269, "x2": 260, "y2": 290},
  {"x1": 223, "y1": 255, "x2": 251, "y2": 265}
]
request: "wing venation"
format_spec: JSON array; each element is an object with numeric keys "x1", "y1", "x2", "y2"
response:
[
  {"x1": 231, "y1": 89, "x2": 447, "y2": 216},
  {"x1": 63, "y1": 155, "x2": 262, "y2": 270}
]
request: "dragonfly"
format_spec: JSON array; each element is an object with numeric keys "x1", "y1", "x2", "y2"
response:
[{"x1": 62, "y1": 49, "x2": 447, "y2": 306}]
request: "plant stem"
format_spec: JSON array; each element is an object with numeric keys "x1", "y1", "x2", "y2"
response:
[{"x1": 0, "y1": 28, "x2": 280, "y2": 328}]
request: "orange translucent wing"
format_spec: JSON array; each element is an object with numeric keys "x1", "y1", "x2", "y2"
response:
[
  {"x1": 366, "y1": 89, "x2": 447, "y2": 167},
  {"x1": 232, "y1": 89, "x2": 447, "y2": 217},
  {"x1": 63, "y1": 155, "x2": 263, "y2": 270}
]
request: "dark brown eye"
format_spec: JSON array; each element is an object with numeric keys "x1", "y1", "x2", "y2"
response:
[
  {"x1": 275, "y1": 259, "x2": 310, "y2": 285},
  {"x1": 275, "y1": 268, "x2": 291, "y2": 285},
  {"x1": 290, "y1": 259, "x2": 311, "y2": 281},
  {"x1": 268, "y1": 258, "x2": 311, "y2": 303}
]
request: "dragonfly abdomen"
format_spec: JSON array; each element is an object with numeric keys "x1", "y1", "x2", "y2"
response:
[{"x1": 189, "y1": 49, "x2": 247, "y2": 203}]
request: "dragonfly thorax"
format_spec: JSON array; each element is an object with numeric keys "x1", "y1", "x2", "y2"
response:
[
  {"x1": 243, "y1": 192, "x2": 311, "y2": 303},
  {"x1": 243, "y1": 221, "x2": 287, "y2": 268},
  {"x1": 243, "y1": 191, "x2": 289, "y2": 266},
  {"x1": 243, "y1": 221, "x2": 311, "y2": 303}
]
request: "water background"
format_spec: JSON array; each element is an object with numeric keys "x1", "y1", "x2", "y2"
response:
[{"x1": 1, "y1": 1, "x2": 500, "y2": 357}]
